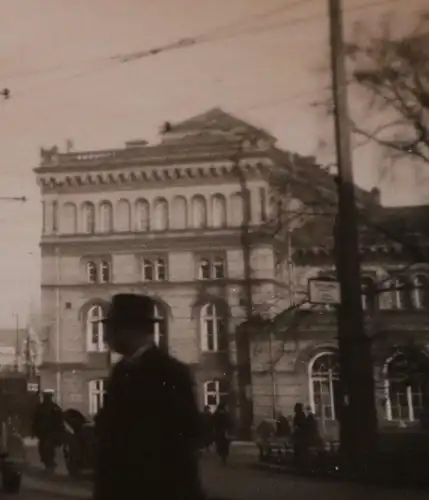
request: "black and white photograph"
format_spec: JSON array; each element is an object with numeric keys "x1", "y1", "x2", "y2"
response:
[{"x1": 0, "y1": 0, "x2": 428, "y2": 498}]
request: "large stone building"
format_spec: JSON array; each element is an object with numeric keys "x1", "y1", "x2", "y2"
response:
[{"x1": 35, "y1": 108, "x2": 429, "y2": 437}]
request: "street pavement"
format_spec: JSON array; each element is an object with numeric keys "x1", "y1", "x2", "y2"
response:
[{"x1": 22, "y1": 444, "x2": 429, "y2": 500}]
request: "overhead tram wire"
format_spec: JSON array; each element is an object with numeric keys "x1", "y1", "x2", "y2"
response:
[
  {"x1": 0, "y1": 0, "x2": 313, "y2": 81},
  {"x1": 4, "y1": 0, "x2": 400, "y2": 96}
]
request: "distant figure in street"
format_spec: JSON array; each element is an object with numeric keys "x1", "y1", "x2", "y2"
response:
[
  {"x1": 305, "y1": 406, "x2": 321, "y2": 448},
  {"x1": 93, "y1": 294, "x2": 205, "y2": 500},
  {"x1": 292, "y1": 403, "x2": 307, "y2": 463},
  {"x1": 275, "y1": 411, "x2": 291, "y2": 438},
  {"x1": 32, "y1": 389, "x2": 64, "y2": 472},
  {"x1": 213, "y1": 402, "x2": 231, "y2": 465},
  {"x1": 200, "y1": 406, "x2": 214, "y2": 452}
]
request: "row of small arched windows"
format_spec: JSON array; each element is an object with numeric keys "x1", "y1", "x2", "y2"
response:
[
  {"x1": 361, "y1": 274, "x2": 429, "y2": 311},
  {"x1": 59, "y1": 193, "x2": 248, "y2": 235},
  {"x1": 309, "y1": 351, "x2": 425, "y2": 422},
  {"x1": 85, "y1": 301, "x2": 228, "y2": 353}
]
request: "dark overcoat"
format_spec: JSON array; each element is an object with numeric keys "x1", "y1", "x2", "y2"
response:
[{"x1": 93, "y1": 346, "x2": 205, "y2": 500}]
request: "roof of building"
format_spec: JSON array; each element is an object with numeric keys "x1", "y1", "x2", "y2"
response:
[{"x1": 161, "y1": 107, "x2": 276, "y2": 141}]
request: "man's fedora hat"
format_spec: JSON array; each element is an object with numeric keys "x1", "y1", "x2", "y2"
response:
[{"x1": 94, "y1": 294, "x2": 162, "y2": 326}]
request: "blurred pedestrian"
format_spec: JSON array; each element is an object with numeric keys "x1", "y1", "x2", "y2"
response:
[
  {"x1": 32, "y1": 389, "x2": 64, "y2": 472},
  {"x1": 292, "y1": 403, "x2": 307, "y2": 464},
  {"x1": 275, "y1": 411, "x2": 291, "y2": 438},
  {"x1": 93, "y1": 293, "x2": 205, "y2": 500},
  {"x1": 213, "y1": 402, "x2": 231, "y2": 465},
  {"x1": 200, "y1": 406, "x2": 214, "y2": 452}
]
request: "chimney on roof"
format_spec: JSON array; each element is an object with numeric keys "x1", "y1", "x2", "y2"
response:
[
  {"x1": 65, "y1": 139, "x2": 74, "y2": 153},
  {"x1": 370, "y1": 187, "x2": 381, "y2": 205},
  {"x1": 161, "y1": 121, "x2": 172, "y2": 134}
]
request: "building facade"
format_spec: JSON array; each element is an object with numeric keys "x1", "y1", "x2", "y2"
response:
[
  {"x1": 250, "y1": 204, "x2": 429, "y2": 438},
  {"x1": 35, "y1": 108, "x2": 429, "y2": 437},
  {"x1": 35, "y1": 109, "x2": 286, "y2": 434}
]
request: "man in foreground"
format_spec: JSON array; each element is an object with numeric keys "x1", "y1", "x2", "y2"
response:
[{"x1": 93, "y1": 293, "x2": 205, "y2": 500}]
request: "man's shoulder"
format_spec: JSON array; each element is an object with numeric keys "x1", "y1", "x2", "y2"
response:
[{"x1": 143, "y1": 348, "x2": 193, "y2": 381}]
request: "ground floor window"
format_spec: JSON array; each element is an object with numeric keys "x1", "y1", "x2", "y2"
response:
[
  {"x1": 88, "y1": 379, "x2": 106, "y2": 416},
  {"x1": 203, "y1": 380, "x2": 228, "y2": 412},
  {"x1": 384, "y1": 354, "x2": 425, "y2": 422},
  {"x1": 308, "y1": 351, "x2": 340, "y2": 421}
]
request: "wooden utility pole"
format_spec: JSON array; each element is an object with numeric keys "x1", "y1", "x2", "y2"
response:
[
  {"x1": 328, "y1": 0, "x2": 378, "y2": 471},
  {"x1": 232, "y1": 138, "x2": 254, "y2": 439}
]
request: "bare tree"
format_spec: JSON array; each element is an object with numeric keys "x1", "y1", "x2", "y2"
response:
[{"x1": 345, "y1": 13, "x2": 429, "y2": 167}]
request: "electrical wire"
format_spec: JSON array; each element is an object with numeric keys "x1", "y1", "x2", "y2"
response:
[
  {"x1": 0, "y1": 0, "x2": 313, "y2": 81},
  {"x1": 2, "y1": 0, "x2": 402, "y2": 95}
]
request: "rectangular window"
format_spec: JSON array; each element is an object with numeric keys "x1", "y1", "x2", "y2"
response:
[
  {"x1": 100, "y1": 261, "x2": 110, "y2": 283},
  {"x1": 142, "y1": 257, "x2": 168, "y2": 281},
  {"x1": 143, "y1": 260, "x2": 153, "y2": 281},
  {"x1": 259, "y1": 187, "x2": 267, "y2": 222},
  {"x1": 155, "y1": 259, "x2": 167, "y2": 281},
  {"x1": 213, "y1": 258, "x2": 225, "y2": 279},
  {"x1": 41, "y1": 201, "x2": 46, "y2": 235},
  {"x1": 52, "y1": 200, "x2": 58, "y2": 233},
  {"x1": 206, "y1": 319, "x2": 214, "y2": 351},
  {"x1": 197, "y1": 256, "x2": 226, "y2": 280},
  {"x1": 89, "y1": 380, "x2": 107, "y2": 415}
]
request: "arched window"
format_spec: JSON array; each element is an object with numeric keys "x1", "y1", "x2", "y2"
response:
[
  {"x1": 191, "y1": 195, "x2": 207, "y2": 228},
  {"x1": 135, "y1": 199, "x2": 150, "y2": 231},
  {"x1": 229, "y1": 193, "x2": 243, "y2": 226},
  {"x1": 309, "y1": 351, "x2": 340, "y2": 421},
  {"x1": 81, "y1": 202, "x2": 95, "y2": 234},
  {"x1": 87, "y1": 262, "x2": 98, "y2": 283},
  {"x1": 116, "y1": 199, "x2": 131, "y2": 232},
  {"x1": 203, "y1": 380, "x2": 229, "y2": 412},
  {"x1": 384, "y1": 353, "x2": 424, "y2": 422},
  {"x1": 171, "y1": 196, "x2": 188, "y2": 229},
  {"x1": 86, "y1": 305, "x2": 106, "y2": 352},
  {"x1": 88, "y1": 379, "x2": 107, "y2": 415},
  {"x1": 153, "y1": 303, "x2": 168, "y2": 351},
  {"x1": 100, "y1": 261, "x2": 110, "y2": 283},
  {"x1": 386, "y1": 278, "x2": 411, "y2": 309},
  {"x1": 142, "y1": 259, "x2": 154, "y2": 281},
  {"x1": 61, "y1": 202, "x2": 77, "y2": 234},
  {"x1": 153, "y1": 198, "x2": 169, "y2": 231},
  {"x1": 211, "y1": 194, "x2": 227, "y2": 228},
  {"x1": 155, "y1": 258, "x2": 167, "y2": 281},
  {"x1": 98, "y1": 202, "x2": 113, "y2": 233},
  {"x1": 413, "y1": 274, "x2": 429, "y2": 309},
  {"x1": 361, "y1": 277, "x2": 377, "y2": 312},
  {"x1": 200, "y1": 303, "x2": 228, "y2": 352},
  {"x1": 259, "y1": 187, "x2": 267, "y2": 222}
]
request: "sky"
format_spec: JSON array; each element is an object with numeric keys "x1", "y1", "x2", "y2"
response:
[{"x1": 0, "y1": 0, "x2": 426, "y2": 327}]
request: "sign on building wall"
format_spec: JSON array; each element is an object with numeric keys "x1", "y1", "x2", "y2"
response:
[{"x1": 308, "y1": 279, "x2": 341, "y2": 305}]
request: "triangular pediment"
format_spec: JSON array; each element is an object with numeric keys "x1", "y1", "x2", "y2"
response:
[{"x1": 160, "y1": 107, "x2": 275, "y2": 144}]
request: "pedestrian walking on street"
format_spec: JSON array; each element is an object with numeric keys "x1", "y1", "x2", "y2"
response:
[
  {"x1": 92, "y1": 293, "x2": 206, "y2": 500},
  {"x1": 31, "y1": 389, "x2": 64, "y2": 472},
  {"x1": 213, "y1": 402, "x2": 231, "y2": 465},
  {"x1": 292, "y1": 403, "x2": 307, "y2": 467},
  {"x1": 200, "y1": 406, "x2": 214, "y2": 452},
  {"x1": 275, "y1": 411, "x2": 291, "y2": 438}
]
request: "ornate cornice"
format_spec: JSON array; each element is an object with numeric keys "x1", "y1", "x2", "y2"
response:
[{"x1": 37, "y1": 159, "x2": 271, "y2": 194}]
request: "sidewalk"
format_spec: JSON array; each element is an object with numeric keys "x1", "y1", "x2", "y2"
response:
[{"x1": 22, "y1": 440, "x2": 259, "y2": 497}]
